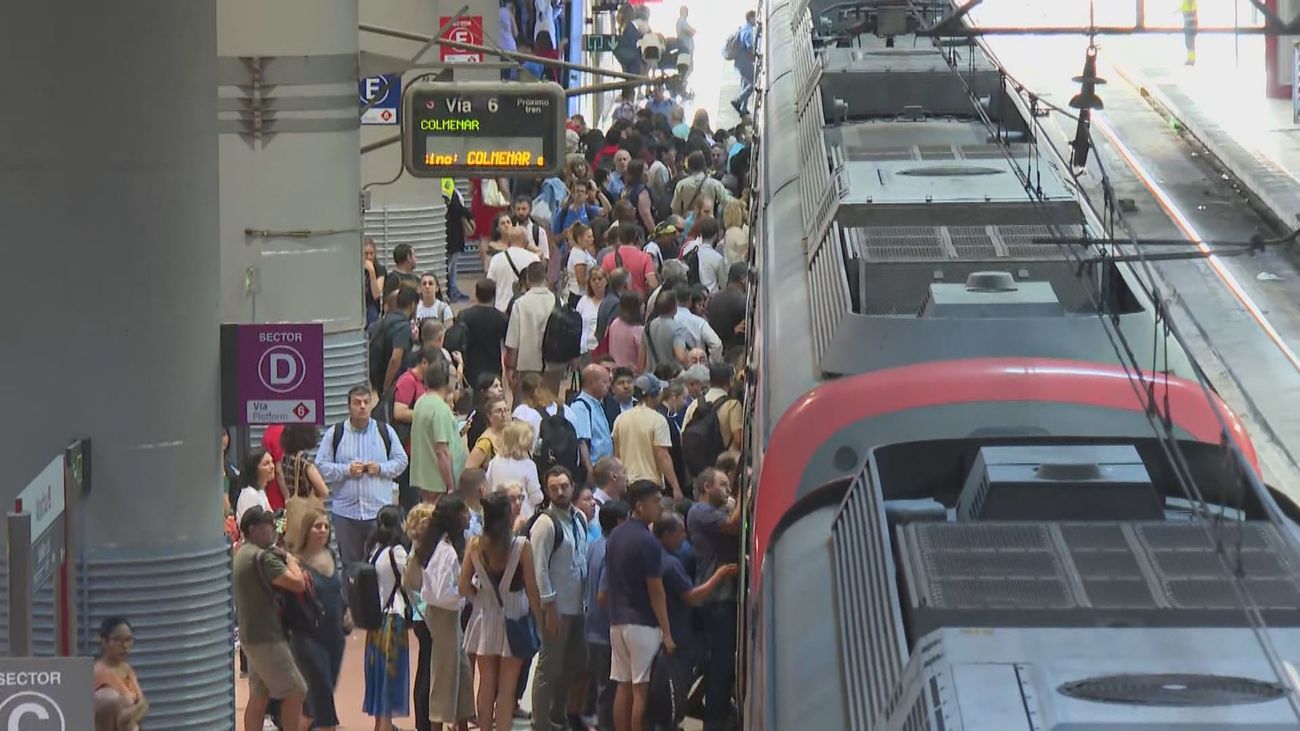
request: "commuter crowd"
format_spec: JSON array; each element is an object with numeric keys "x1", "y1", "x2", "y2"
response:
[{"x1": 217, "y1": 19, "x2": 758, "y2": 730}]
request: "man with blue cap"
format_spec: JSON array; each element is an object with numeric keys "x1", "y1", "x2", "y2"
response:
[{"x1": 611, "y1": 373, "x2": 683, "y2": 499}]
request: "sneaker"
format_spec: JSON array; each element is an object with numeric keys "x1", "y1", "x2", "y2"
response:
[
  {"x1": 262, "y1": 718, "x2": 278, "y2": 731},
  {"x1": 730, "y1": 99, "x2": 743, "y2": 114},
  {"x1": 513, "y1": 707, "x2": 532, "y2": 720}
]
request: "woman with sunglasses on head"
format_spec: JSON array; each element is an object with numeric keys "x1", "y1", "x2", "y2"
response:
[{"x1": 94, "y1": 617, "x2": 147, "y2": 731}]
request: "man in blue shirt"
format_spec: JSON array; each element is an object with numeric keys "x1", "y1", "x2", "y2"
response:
[
  {"x1": 730, "y1": 11, "x2": 758, "y2": 117},
  {"x1": 569, "y1": 364, "x2": 614, "y2": 484},
  {"x1": 315, "y1": 385, "x2": 408, "y2": 573},
  {"x1": 653, "y1": 513, "x2": 735, "y2": 669},
  {"x1": 687, "y1": 468, "x2": 743, "y2": 731},
  {"x1": 603, "y1": 481, "x2": 673, "y2": 731},
  {"x1": 646, "y1": 86, "x2": 674, "y2": 122},
  {"x1": 587, "y1": 500, "x2": 630, "y2": 731}
]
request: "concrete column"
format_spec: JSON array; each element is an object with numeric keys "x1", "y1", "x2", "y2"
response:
[
  {"x1": 1, "y1": 1, "x2": 231, "y2": 726},
  {"x1": 219, "y1": 0, "x2": 366, "y2": 425},
  {"x1": 218, "y1": 0, "x2": 363, "y2": 332}
]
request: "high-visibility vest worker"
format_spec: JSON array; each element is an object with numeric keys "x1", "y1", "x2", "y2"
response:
[{"x1": 1181, "y1": 0, "x2": 1198, "y2": 65}]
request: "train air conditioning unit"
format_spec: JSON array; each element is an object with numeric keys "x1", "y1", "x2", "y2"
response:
[
  {"x1": 956, "y1": 444, "x2": 1164, "y2": 522},
  {"x1": 920, "y1": 271, "x2": 1063, "y2": 318}
]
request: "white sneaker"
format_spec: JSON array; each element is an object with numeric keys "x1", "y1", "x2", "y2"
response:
[{"x1": 262, "y1": 717, "x2": 278, "y2": 731}]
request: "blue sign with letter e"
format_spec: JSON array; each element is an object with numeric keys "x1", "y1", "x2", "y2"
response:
[{"x1": 360, "y1": 74, "x2": 401, "y2": 125}]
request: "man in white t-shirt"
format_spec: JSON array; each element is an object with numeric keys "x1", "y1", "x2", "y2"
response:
[
  {"x1": 681, "y1": 216, "x2": 729, "y2": 294},
  {"x1": 487, "y1": 227, "x2": 541, "y2": 312},
  {"x1": 506, "y1": 261, "x2": 565, "y2": 396},
  {"x1": 513, "y1": 195, "x2": 555, "y2": 285}
]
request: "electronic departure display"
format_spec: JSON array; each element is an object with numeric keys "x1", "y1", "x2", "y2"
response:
[{"x1": 402, "y1": 81, "x2": 566, "y2": 178}]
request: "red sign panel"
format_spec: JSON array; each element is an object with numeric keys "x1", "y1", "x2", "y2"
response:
[{"x1": 440, "y1": 16, "x2": 485, "y2": 63}]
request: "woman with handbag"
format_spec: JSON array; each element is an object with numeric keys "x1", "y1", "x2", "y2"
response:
[
  {"x1": 290, "y1": 508, "x2": 351, "y2": 731},
  {"x1": 419, "y1": 495, "x2": 475, "y2": 731},
  {"x1": 364, "y1": 505, "x2": 413, "y2": 730},
  {"x1": 278, "y1": 424, "x2": 329, "y2": 553},
  {"x1": 458, "y1": 492, "x2": 544, "y2": 731}
]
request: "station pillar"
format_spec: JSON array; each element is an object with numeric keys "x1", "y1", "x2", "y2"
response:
[
  {"x1": 218, "y1": 0, "x2": 367, "y2": 427},
  {"x1": 0, "y1": 1, "x2": 232, "y2": 727}
]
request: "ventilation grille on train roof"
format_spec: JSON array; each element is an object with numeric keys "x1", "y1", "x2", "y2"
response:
[
  {"x1": 844, "y1": 225, "x2": 1083, "y2": 262},
  {"x1": 897, "y1": 521, "x2": 1300, "y2": 619}
]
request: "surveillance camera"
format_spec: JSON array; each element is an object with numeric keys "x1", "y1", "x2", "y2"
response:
[{"x1": 639, "y1": 32, "x2": 665, "y2": 63}]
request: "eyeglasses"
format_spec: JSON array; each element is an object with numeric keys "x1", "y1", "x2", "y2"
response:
[
  {"x1": 507, "y1": 494, "x2": 524, "y2": 503},
  {"x1": 109, "y1": 636, "x2": 135, "y2": 645}
]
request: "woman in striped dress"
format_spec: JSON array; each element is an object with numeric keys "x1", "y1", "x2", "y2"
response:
[{"x1": 457, "y1": 492, "x2": 543, "y2": 731}]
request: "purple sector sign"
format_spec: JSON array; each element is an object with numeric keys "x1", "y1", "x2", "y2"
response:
[{"x1": 237, "y1": 324, "x2": 325, "y2": 425}]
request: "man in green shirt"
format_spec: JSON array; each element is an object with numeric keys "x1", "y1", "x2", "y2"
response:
[
  {"x1": 409, "y1": 361, "x2": 468, "y2": 502},
  {"x1": 233, "y1": 506, "x2": 307, "y2": 731}
]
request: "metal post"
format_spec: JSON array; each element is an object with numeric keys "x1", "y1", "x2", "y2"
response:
[{"x1": 7, "y1": 510, "x2": 33, "y2": 657}]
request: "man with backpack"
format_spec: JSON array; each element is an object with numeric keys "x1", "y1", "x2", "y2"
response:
[
  {"x1": 487, "y1": 227, "x2": 541, "y2": 312},
  {"x1": 568, "y1": 363, "x2": 614, "y2": 482},
  {"x1": 529, "y1": 466, "x2": 591, "y2": 731},
  {"x1": 506, "y1": 261, "x2": 577, "y2": 398},
  {"x1": 315, "y1": 386, "x2": 408, "y2": 571},
  {"x1": 233, "y1": 506, "x2": 308, "y2": 731},
  {"x1": 727, "y1": 11, "x2": 759, "y2": 117},
  {"x1": 681, "y1": 363, "x2": 742, "y2": 478},
  {"x1": 369, "y1": 286, "x2": 418, "y2": 407},
  {"x1": 670, "y1": 151, "x2": 727, "y2": 219},
  {"x1": 680, "y1": 216, "x2": 728, "y2": 294},
  {"x1": 512, "y1": 195, "x2": 556, "y2": 287}
]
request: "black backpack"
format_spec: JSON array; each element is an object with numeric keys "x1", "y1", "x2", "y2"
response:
[
  {"x1": 330, "y1": 419, "x2": 394, "y2": 459},
  {"x1": 650, "y1": 174, "x2": 681, "y2": 223},
  {"x1": 682, "y1": 244, "x2": 703, "y2": 286},
  {"x1": 532, "y1": 404, "x2": 584, "y2": 482},
  {"x1": 542, "y1": 293, "x2": 584, "y2": 364},
  {"x1": 348, "y1": 546, "x2": 409, "y2": 631},
  {"x1": 255, "y1": 549, "x2": 325, "y2": 636},
  {"x1": 444, "y1": 318, "x2": 468, "y2": 355},
  {"x1": 681, "y1": 394, "x2": 733, "y2": 476},
  {"x1": 646, "y1": 647, "x2": 689, "y2": 726},
  {"x1": 368, "y1": 314, "x2": 409, "y2": 393},
  {"x1": 523, "y1": 507, "x2": 588, "y2": 557}
]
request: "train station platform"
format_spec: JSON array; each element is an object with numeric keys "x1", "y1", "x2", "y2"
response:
[{"x1": 1109, "y1": 37, "x2": 1300, "y2": 232}]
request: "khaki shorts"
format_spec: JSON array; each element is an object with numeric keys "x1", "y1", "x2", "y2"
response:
[
  {"x1": 244, "y1": 641, "x2": 307, "y2": 700},
  {"x1": 609, "y1": 624, "x2": 662, "y2": 684}
]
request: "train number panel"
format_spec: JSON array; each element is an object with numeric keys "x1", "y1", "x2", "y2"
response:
[{"x1": 402, "y1": 81, "x2": 566, "y2": 179}]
